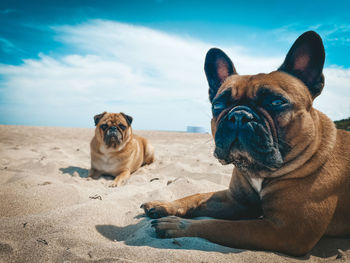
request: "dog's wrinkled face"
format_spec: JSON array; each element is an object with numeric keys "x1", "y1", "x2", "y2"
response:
[
  {"x1": 94, "y1": 112, "x2": 133, "y2": 149},
  {"x1": 205, "y1": 31, "x2": 325, "y2": 175}
]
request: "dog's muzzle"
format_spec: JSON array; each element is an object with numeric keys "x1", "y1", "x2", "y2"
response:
[
  {"x1": 227, "y1": 106, "x2": 258, "y2": 126},
  {"x1": 214, "y1": 104, "x2": 282, "y2": 170},
  {"x1": 104, "y1": 126, "x2": 122, "y2": 147}
]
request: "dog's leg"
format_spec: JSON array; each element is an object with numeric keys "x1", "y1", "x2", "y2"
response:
[
  {"x1": 150, "y1": 193, "x2": 336, "y2": 256},
  {"x1": 141, "y1": 172, "x2": 261, "y2": 220},
  {"x1": 150, "y1": 217, "x2": 311, "y2": 256},
  {"x1": 88, "y1": 168, "x2": 102, "y2": 179},
  {"x1": 143, "y1": 140, "x2": 155, "y2": 165},
  {"x1": 110, "y1": 170, "x2": 131, "y2": 187}
]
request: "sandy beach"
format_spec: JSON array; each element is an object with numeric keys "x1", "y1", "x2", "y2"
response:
[{"x1": 0, "y1": 125, "x2": 349, "y2": 262}]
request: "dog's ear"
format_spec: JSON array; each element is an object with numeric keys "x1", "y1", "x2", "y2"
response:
[
  {"x1": 204, "y1": 48, "x2": 237, "y2": 103},
  {"x1": 278, "y1": 31, "x2": 325, "y2": 99},
  {"x1": 94, "y1": 112, "x2": 107, "y2": 126},
  {"x1": 121, "y1": 112, "x2": 133, "y2": 126}
]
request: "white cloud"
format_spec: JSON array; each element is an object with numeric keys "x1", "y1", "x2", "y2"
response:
[
  {"x1": 314, "y1": 67, "x2": 350, "y2": 120},
  {"x1": 0, "y1": 20, "x2": 349, "y2": 131}
]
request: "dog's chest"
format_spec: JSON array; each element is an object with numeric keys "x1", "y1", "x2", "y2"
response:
[
  {"x1": 248, "y1": 177, "x2": 263, "y2": 194},
  {"x1": 94, "y1": 147, "x2": 123, "y2": 174}
]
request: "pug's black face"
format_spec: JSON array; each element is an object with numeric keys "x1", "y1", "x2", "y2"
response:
[
  {"x1": 100, "y1": 122, "x2": 125, "y2": 148},
  {"x1": 94, "y1": 112, "x2": 133, "y2": 149}
]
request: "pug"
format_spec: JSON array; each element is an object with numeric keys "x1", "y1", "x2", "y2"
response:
[
  {"x1": 141, "y1": 31, "x2": 350, "y2": 256},
  {"x1": 89, "y1": 112, "x2": 154, "y2": 187}
]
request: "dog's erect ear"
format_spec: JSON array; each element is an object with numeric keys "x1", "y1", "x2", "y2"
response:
[
  {"x1": 94, "y1": 112, "x2": 107, "y2": 126},
  {"x1": 121, "y1": 112, "x2": 133, "y2": 126},
  {"x1": 204, "y1": 48, "x2": 237, "y2": 102},
  {"x1": 278, "y1": 31, "x2": 325, "y2": 99}
]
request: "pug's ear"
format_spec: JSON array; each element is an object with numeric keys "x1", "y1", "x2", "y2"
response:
[
  {"x1": 94, "y1": 112, "x2": 107, "y2": 126},
  {"x1": 278, "y1": 31, "x2": 325, "y2": 99},
  {"x1": 121, "y1": 112, "x2": 133, "y2": 126},
  {"x1": 204, "y1": 48, "x2": 237, "y2": 102}
]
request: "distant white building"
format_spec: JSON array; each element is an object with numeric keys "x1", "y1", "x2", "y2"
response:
[{"x1": 186, "y1": 126, "x2": 206, "y2": 133}]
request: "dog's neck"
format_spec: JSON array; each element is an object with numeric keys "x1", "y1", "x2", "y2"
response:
[
  {"x1": 269, "y1": 108, "x2": 337, "y2": 179},
  {"x1": 236, "y1": 108, "x2": 337, "y2": 194}
]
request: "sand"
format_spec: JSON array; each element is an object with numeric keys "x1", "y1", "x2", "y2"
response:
[{"x1": 0, "y1": 125, "x2": 349, "y2": 263}]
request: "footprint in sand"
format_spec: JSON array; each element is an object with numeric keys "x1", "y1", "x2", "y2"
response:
[{"x1": 0, "y1": 242, "x2": 13, "y2": 255}]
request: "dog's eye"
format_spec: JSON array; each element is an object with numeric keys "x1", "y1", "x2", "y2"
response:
[
  {"x1": 212, "y1": 102, "x2": 227, "y2": 116},
  {"x1": 271, "y1": 99, "x2": 287, "y2": 106},
  {"x1": 100, "y1": 124, "x2": 108, "y2": 130},
  {"x1": 119, "y1": 124, "x2": 127, "y2": 131},
  {"x1": 213, "y1": 102, "x2": 226, "y2": 111}
]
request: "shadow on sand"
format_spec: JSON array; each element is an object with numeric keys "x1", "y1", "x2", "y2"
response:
[
  {"x1": 59, "y1": 166, "x2": 89, "y2": 178},
  {"x1": 95, "y1": 216, "x2": 350, "y2": 259},
  {"x1": 95, "y1": 217, "x2": 242, "y2": 253},
  {"x1": 309, "y1": 237, "x2": 350, "y2": 259}
]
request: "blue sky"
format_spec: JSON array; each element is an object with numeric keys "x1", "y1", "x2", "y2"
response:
[{"x1": 0, "y1": 0, "x2": 350, "y2": 131}]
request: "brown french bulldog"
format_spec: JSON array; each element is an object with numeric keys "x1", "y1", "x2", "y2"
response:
[
  {"x1": 89, "y1": 112, "x2": 154, "y2": 187},
  {"x1": 141, "y1": 31, "x2": 350, "y2": 256}
]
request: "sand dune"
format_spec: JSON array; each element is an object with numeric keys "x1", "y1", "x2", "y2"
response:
[{"x1": 0, "y1": 125, "x2": 349, "y2": 262}]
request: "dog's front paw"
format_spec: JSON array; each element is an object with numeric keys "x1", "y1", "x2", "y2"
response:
[
  {"x1": 140, "y1": 201, "x2": 178, "y2": 219},
  {"x1": 110, "y1": 178, "x2": 124, "y2": 188},
  {"x1": 110, "y1": 171, "x2": 130, "y2": 188},
  {"x1": 151, "y1": 216, "x2": 194, "y2": 238},
  {"x1": 88, "y1": 169, "x2": 101, "y2": 179}
]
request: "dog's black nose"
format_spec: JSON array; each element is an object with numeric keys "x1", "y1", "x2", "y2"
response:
[
  {"x1": 228, "y1": 106, "x2": 254, "y2": 125},
  {"x1": 110, "y1": 126, "x2": 117, "y2": 131}
]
